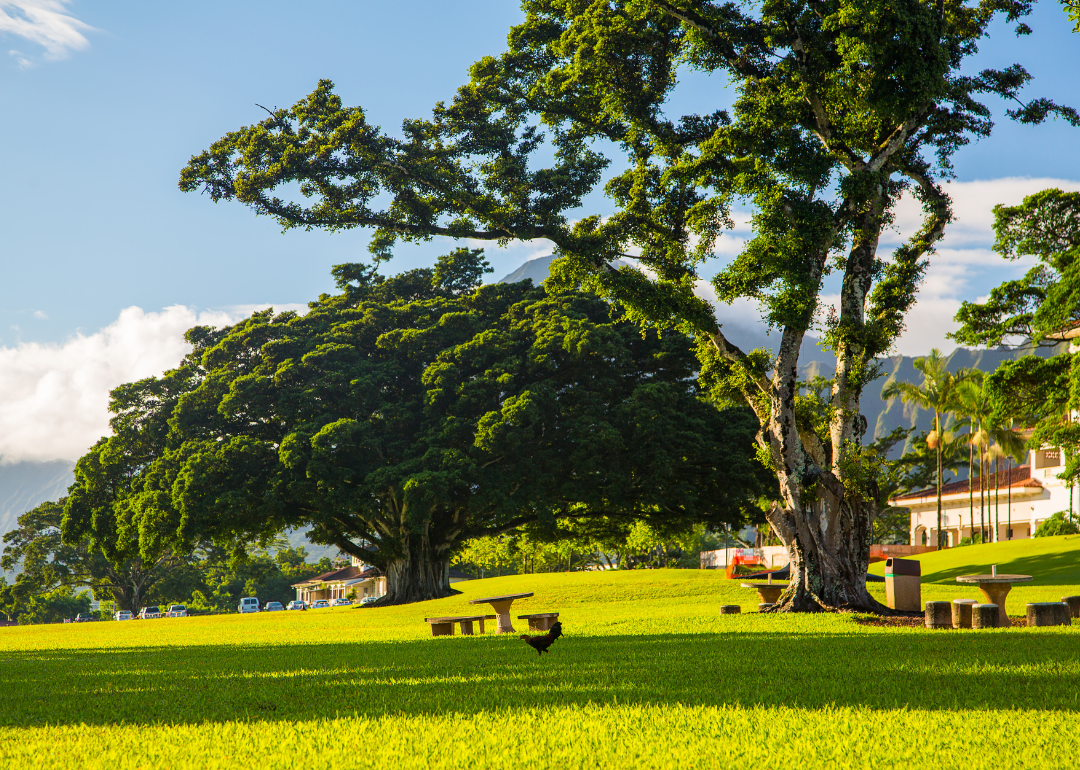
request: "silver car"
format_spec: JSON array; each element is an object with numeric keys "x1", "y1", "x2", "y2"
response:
[
  {"x1": 263, "y1": 602, "x2": 284, "y2": 612},
  {"x1": 138, "y1": 606, "x2": 162, "y2": 619},
  {"x1": 167, "y1": 605, "x2": 188, "y2": 618}
]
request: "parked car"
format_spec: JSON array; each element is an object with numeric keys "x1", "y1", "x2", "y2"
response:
[
  {"x1": 309, "y1": 599, "x2": 330, "y2": 609},
  {"x1": 166, "y1": 605, "x2": 188, "y2": 618},
  {"x1": 74, "y1": 613, "x2": 95, "y2": 622},
  {"x1": 263, "y1": 602, "x2": 284, "y2": 612},
  {"x1": 237, "y1": 597, "x2": 260, "y2": 614},
  {"x1": 138, "y1": 606, "x2": 162, "y2": 619},
  {"x1": 115, "y1": 610, "x2": 134, "y2": 621},
  {"x1": 330, "y1": 598, "x2": 353, "y2": 607},
  {"x1": 359, "y1": 596, "x2": 379, "y2": 606},
  {"x1": 286, "y1": 600, "x2": 306, "y2": 611}
]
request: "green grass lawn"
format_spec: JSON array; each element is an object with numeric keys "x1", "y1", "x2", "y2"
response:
[
  {"x1": 1, "y1": 538, "x2": 1078, "y2": 769},
  {"x1": 867, "y1": 533, "x2": 1080, "y2": 610}
]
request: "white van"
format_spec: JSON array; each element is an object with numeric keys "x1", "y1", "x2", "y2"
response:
[{"x1": 237, "y1": 597, "x2": 260, "y2": 614}]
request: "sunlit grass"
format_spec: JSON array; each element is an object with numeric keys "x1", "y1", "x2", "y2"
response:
[{"x1": 1, "y1": 561, "x2": 1078, "y2": 769}]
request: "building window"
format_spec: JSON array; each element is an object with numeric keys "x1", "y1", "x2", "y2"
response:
[{"x1": 1035, "y1": 448, "x2": 1061, "y2": 469}]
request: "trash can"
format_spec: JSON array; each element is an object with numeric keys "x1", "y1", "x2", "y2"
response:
[{"x1": 885, "y1": 557, "x2": 921, "y2": 612}]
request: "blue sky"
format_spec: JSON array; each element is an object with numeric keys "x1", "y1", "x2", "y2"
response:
[
  {"x1": 0, "y1": 0, "x2": 1078, "y2": 462},
  {"x1": 2, "y1": 1, "x2": 1079, "y2": 345}
]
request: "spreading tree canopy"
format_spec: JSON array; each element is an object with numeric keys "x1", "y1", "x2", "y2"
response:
[
  {"x1": 65, "y1": 251, "x2": 767, "y2": 604},
  {"x1": 952, "y1": 188, "x2": 1080, "y2": 486},
  {"x1": 179, "y1": 1, "x2": 1076, "y2": 611},
  {"x1": 1, "y1": 500, "x2": 188, "y2": 616}
]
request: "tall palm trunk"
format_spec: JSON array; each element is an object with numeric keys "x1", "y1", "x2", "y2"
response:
[
  {"x1": 980, "y1": 440, "x2": 989, "y2": 544},
  {"x1": 1006, "y1": 457, "x2": 1012, "y2": 540},
  {"x1": 994, "y1": 455, "x2": 1000, "y2": 543},
  {"x1": 972, "y1": 438, "x2": 980, "y2": 539},
  {"x1": 936, "y1": 411, "x2": 944, "y2": 550}
]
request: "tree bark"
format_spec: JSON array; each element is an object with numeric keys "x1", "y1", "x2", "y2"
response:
[
  {"x1": 375, "y1": 531, "x2": 457, "y2": 605},
  {"x1": 765, "y1": 489, "x2": 887, "y2": 612}
]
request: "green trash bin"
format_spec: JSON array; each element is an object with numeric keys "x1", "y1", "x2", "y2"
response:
[{"x1": 885, "y1": 557, "x2": 921, "y2": 612}]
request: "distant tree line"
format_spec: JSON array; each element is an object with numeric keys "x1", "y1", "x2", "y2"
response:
[{"x1": 1, "y1": 498, "x2": 334, "y2": 623}]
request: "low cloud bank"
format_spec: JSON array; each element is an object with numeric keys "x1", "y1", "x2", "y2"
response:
[{"x1": 0, "y1": 303, "x2": 302, "y2": 464}]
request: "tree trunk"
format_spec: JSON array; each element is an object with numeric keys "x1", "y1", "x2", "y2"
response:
[
  {"x1": 994, "y1": 457, "x2": 1000, "y2": 543},
  {"x1": 936, "y1": 424, "x2": 944, "y2": 549},
  {"x1": 968, "y1": 441, "x2": 975, "y2": 542},
  {"x1": 1006, "y1": 458, "x2": 1012, "y2": 540},
  {"x1": 109, "y1": 585, "x2": 136, "y2": 613},
  {"x1": 765, "y1": 486, "x2": 888, "y2": 613},
  {"x1": 376, "y1": 532, "x2": 457, "y2": 605}
]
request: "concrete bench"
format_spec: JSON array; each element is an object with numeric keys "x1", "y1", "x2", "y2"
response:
[
  {"x1": 1062, "y1": 596, "x2": 1080, "y2": 619},
  {"x1": 517, "y1": 612, "x2": 559, "y2": 631},
  {"x1": 719, "y1": 605, "x2": 741, "y2": 615},
  {"x1": 424, "y1": 614, "x2": 496, "y2": 636}
]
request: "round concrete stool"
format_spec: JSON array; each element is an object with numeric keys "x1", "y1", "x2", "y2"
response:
[
  {"x1": 1027, "y1": 602, "x2": 1069, "y2": 627},
  {"x1": 952, "y1": 599, "x2": 977, "y2": 629},
  {"x1": 1061, "y1": 596, "x2": 1080, "y2": 619},
  {"x1": 719, "y1": 605, "x2": 741, "y2": 615},
  {"x1": 925, "y1": 601, "x2": 951, "y2": 629},
  {"x1": 972, "y1": 603, "x2": 999, "y2": 629}
]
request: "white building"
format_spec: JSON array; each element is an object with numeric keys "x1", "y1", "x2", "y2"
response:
[
  {"x1": 291, "y1": 555, "x2": 386, "y2": 604},
  {"x1": 891, "y1": 445, "x2": 1074, "y2": 546}
]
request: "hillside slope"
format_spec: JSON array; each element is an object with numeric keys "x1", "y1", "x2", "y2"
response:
[
  {"x1": 0, "y1": 459, "x2": 74, "y2": 541},
  {"x1": 868, "y1": 534, "x2": 1080, "y2": 585}
]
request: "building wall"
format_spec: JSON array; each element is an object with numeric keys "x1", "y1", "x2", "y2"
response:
[
  {"x1": 906, "y1": 449, "x2": 1075, "y2": 546},
  {"x1": 701, "y1": 546, "x2": 790, "y2": 570}
]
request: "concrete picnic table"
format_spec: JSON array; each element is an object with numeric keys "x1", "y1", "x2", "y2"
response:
[
  {"x1": 468, "y1": 592, "x2": 533, "y2": 634},
  {"x1": 956, "y1": 573, "x2": 1032, "y2": 627},
  {"x1": 740, "y1": 581, "x2": 788, "y2": 604}
]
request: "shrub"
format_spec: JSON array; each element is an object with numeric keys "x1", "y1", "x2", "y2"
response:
[{"x1": 1033, "y1": 511, "x2": 1080, "y2": 537}]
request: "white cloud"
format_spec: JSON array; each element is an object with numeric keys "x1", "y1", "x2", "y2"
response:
[
  {"x1": 883, "y1": 178, "x2": 1080, "y2": 355},
  {"x1": 0, "y1": 303, "x2": 300, "y2": 464},
  {"x1": 884, "y1": 177, "x2": 1080, "y2": 250},
  {"x1": 31, "y1": 309, "x2": 47, "y2": 319},
  {"x1": 708, "y1": 178, "x2": 1080, "y2": 357},
  {"x1": 0, "y1": 0, "x2": 93, "y2": 63}
]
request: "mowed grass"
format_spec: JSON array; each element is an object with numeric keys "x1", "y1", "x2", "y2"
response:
[
  {"x1": 1, "y1": 546, "x2": 1079, "y2": 770},
  {"x1": 867, "y1": 533, "x2": 1080, "y2": 608}
]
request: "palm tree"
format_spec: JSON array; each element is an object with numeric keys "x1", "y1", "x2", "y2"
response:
[
  {"x1": 956, "y1": 377, "x2": 994, "y2": 543},
  {"x1": 986, "y1": 418, "x2": 1027, "y2": 542},
  {"x1": 882, "y1": 349, "x2": 970, "y2": 549}
]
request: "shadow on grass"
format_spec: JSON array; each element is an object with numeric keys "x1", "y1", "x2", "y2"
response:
[
  {"x1": 923, "y1": 548, "x2": 1080, "y2": 585},
  {"x1": 3, "y1": 628, "x2": 1079, "y2": 727}
]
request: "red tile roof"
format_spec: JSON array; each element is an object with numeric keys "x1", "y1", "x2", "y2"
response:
[
  {"x1": 291, "y1": 565, "x2": 380, "y2": 587},
  {"x1": 892, "y1": 464, "x2": 1040, "y2": 503}
]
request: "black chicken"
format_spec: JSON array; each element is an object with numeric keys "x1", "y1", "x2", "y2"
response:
[{"x1": 520, "y1": 621, "x2": 563, "y2": 655}]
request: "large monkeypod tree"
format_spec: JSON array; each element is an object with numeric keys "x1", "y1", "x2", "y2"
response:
[
  {"x1": 179, "y1": 2, "x2": 1076, "y2": 611},
  {"x1": 106, "y1": 253, "x2": 767, "y2": 605}
]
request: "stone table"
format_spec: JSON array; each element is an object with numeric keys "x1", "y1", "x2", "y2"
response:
[
  {"x1": 955, "y1": 574, "x2": 1032, "y2": 627},
  {"x1": 468, "y1": 592, "x2": 534, "y2": 634},
  {"x1": 740, "y1": 582, "x2": 788, "y2": 605}
]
